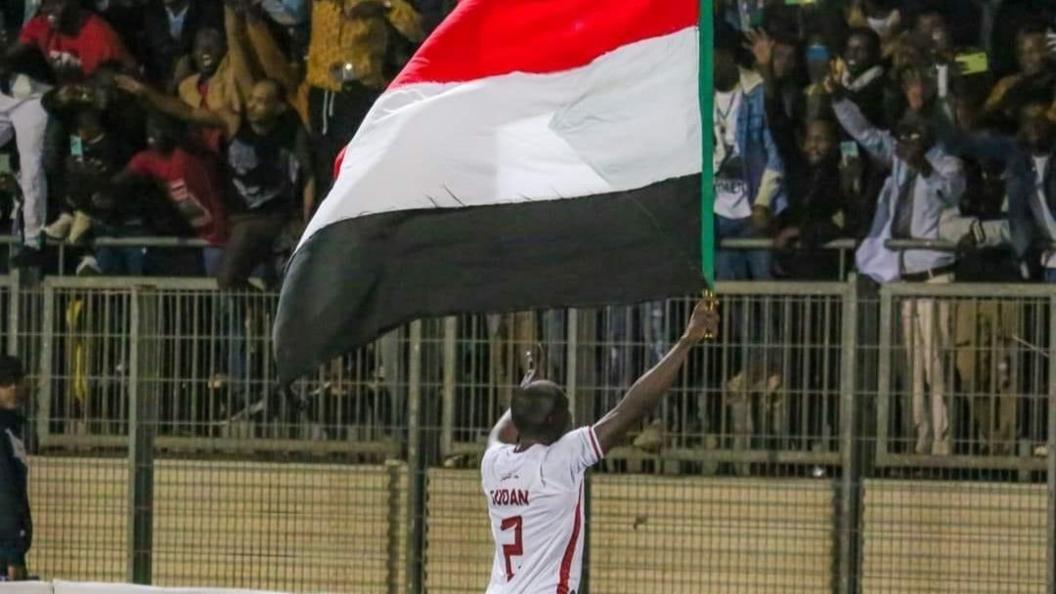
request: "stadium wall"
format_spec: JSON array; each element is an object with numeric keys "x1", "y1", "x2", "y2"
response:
[{"x1": 23, "y1": 459, "x2": 1047, "y2": 594}]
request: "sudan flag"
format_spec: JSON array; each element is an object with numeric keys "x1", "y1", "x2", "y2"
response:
[{"x1": 275, "y1": 0, "x2": 714, "y2": 383}]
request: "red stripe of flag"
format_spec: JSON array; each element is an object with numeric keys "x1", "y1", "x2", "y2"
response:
[
  {"x1": 392, "y1": 0, "x2": 697, "y2": 88},
  {"x1": 556, "y1": 487, "x2": 584, "y2": 594}
]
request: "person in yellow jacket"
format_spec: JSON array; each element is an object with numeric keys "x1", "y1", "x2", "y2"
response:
[
  {"x1": 305, "y1": 0, "x2": 424, "y2": 193},
  {"x1": 176, "y1": 5, "x2": 256, "y2": 116}
]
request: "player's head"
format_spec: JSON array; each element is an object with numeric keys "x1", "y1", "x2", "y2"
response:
[{"x1": 511, "y1": 380, "x2": 571, "y2": 445}]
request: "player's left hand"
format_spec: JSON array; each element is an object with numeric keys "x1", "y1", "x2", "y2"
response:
[{"x1": 682, "y1": 298, "x2": 720, "y2": 343}]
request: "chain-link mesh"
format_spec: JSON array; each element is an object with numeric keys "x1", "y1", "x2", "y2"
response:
[{"x1": 3, "y1": 274, "x2": 1052, "y2": 593}]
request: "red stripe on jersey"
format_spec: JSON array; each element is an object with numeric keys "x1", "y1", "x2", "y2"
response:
[
  {"x1": 587, "y1": 428, "x2": 603, "y2": 461},
  {"x1": 556, "y1": 488, "x2": 583, "y2": 594},
  {"x1": 391, "y1": 0, "x2": 697, "y2": 88}
]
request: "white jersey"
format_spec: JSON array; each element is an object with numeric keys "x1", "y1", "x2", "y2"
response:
[{"x1": 480, "y1": 426, "x2": 604, "y2": 594}]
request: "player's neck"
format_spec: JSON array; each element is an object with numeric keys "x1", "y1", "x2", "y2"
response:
[{"x1": 514, "y1": 438, "x2": 544, "y2": 452}]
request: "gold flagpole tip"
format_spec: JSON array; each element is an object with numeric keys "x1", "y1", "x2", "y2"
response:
[{"x1": 701, "y1": 288, "x2": 718, "y2": 341}]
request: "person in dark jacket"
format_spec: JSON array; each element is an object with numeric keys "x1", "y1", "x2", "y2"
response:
[
  {"x1": 942, "y1": 99, "x2": 1056, "y2": 281},
  {"x1": 0, "y1": 354, "x2": 30, "y2": 581}
]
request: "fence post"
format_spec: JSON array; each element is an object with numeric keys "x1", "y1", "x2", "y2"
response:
[
  {"x1": 1047, "y1": 295, "x2": 1056, "y2": 594},
  {"x1": 837, "y1": 277, "x2": 861, "y2": 594},
  {"x1": 386, "y1": 458, "x2": 403, "y2": 594},
  {"x1": 405, "y1": 320, "x2": 425, "y2": 594},
  {"x1": 565, "y1": 309, "x2": 578, "y2": 411},
  {"x1": 5, "y1": 269, "x2": 18, "y2": 357},
  {"x1": 874, "y1": 285, "x2": 893, "y2": 463},
  {"x1": 36, "y1": 283, "x2": 53, "y2": 446},
  {"x1": 440, "y1": 316, "x2": 456, "y2": 459},
  {"x1": 128, "y1": 287, "x2": 158, "y2": 584},
  {"x1": 565, "y1": 309, "x2": 592, "y2": 593}
]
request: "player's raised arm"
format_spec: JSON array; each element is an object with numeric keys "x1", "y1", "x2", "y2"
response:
[
  {"x1": 592, "y1": 299, "x2": 718, "y2": 454},
  {"x1": 487, "y1": 409, "x2": 518, "y2": 448}
]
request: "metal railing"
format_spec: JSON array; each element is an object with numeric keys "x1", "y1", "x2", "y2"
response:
[
  {"x1": 2, "y1": 235, "x2": 863, "y2": 279},
  {"x1": 875, "y1": 282, "x2": 1055, "y2": 470},
  {"x1": 18, "y1": 276, "x2": 405, "y2": 457}
]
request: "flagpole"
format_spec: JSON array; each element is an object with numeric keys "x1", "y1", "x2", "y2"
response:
[{"x1": 699, "y1": 0, "x2": 717, "y2": 338}]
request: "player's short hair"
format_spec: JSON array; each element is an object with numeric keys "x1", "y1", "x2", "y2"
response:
[{"x1": 511, "y1": 380, "x2": 568, "y2": 439}]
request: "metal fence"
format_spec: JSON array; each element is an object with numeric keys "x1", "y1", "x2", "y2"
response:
[{"x1": 3, "y1": 271, "x2": 1054, "y2": 593}]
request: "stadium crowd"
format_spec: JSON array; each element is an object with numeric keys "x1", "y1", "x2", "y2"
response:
[
  {"x1": 707, "y1": 0, "x2": 1056, "y2": 459},
  {"x1": 0, "y1": 0, "x2": 1053, "y2": 284},
  {"x1": 707, "y1": 0, "x2": 1056, "y2": 285},
  {"x1": 0, "y1": 0, "x2": 1051, "y2": 285},
  {"x1": 0, "y1": 0, "x2": 455, "y2": 282}
]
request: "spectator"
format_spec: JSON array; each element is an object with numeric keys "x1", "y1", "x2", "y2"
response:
[
  {"x1": 942, "y1": 100, "x2": 1056, "y2": 281},
  {"x1": 803, "y1": 34, "x2": 835, "y2": 121},
  {"x1": 712, "y1": 45, "x2": 785, "y2": 281},
  {"x1": 9, "y1": 0, "x2": 137, "y2": 270},
  {"x1": 141, "y1": 0, "x2": 222, "y2": 90},
  {"x1": 983, "y1": 23, "x2": 1054, "y2": 127},
  {"x1": 177, "y1": 24, "x2": 251, "y2": 116},
  {"x1": 774, "y1": 119, "x2": 863, "y2": 280},
  {"x1": 44, "y1": 91, "x2": 135, "y2": 273},
  {"x1": 305, "y1": 0, "x2": 423, "y2": 195},
  {"x1": 0, "y1": 38, "x2": 50, "y2": 266},
  {"x1": 746, "y1": 28, "x2": 863, "y2": 279},
  {"x1": 931, "y1": 92, "x2": 1025, "y2": 457},
  {"x1": 14, "y1": 0, "x2": 135, "y2": 83},
  {"x1": 839, "y1": 27, "x2": 888, "y2": 127},
  {"x1": 241, "y1": 4, "x2": 308, "y2": 124},
  {"x1": 834, "y1": 76, "x2": 966, "y2": 456},
  {"x1": 42, "y1": 72, "x2": 138, "y2": 243},
  {"x1": 112, "y1": 112, "x2": 229, "y2": 275},
  {"x1": 987, "y1": 0, "x2": 1056, "y2": 76},
  {"x1": 752, "y1": 28, "x2": 805, "y2": 126},
  {"x1": 848, "y1": 0, "x2": 903, "y2": 59},
  {"x1": 0, "y1": 354, "x2": 30, "y2": 582},
  {"x1": 911, "y1": 7, "x2": 951, "y2": 58},
  {"x1": 89, "y1": 0, "x2": 144, "y2": 62},
  {"x1": 116, "y1": 73, "x2": 315, "y2": 289}
]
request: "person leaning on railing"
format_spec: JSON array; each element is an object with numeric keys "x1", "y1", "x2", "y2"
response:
[
  {"x1": 939, "y1": 97, "x2": 1056, "y2": 283},
  {"x1": 0, "y1": 355, "x2": 30, "y2": 582},
  {"x1": 935, "y1": 79, "x2": 1056, "y2": 457},
  {"x1": 110, "y1": 112, "x2": 230, "y2": 276},
  {"x1": 711, "y1": 40, "x2": 786, "y2": 282},
  {"x1": 746, "y1": 29, "x2": 868, "y2": 280}
]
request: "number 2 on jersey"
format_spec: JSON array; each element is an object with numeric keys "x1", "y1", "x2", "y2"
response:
[{"x1": 500, "y1": 515, "x2": 523, "y2": 580}]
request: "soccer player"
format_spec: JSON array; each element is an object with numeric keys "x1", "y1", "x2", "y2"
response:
[{"x1": 482, "y1": 298, "x2": 719, "y2": 593}]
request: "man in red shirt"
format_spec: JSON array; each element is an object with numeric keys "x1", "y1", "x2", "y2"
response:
[
  {"x1": 16, "y1": 0, "x2": 135, "y2": 82},
  {"x1": 115, "y1": 113, "x2": 230, "y2": 274}
]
